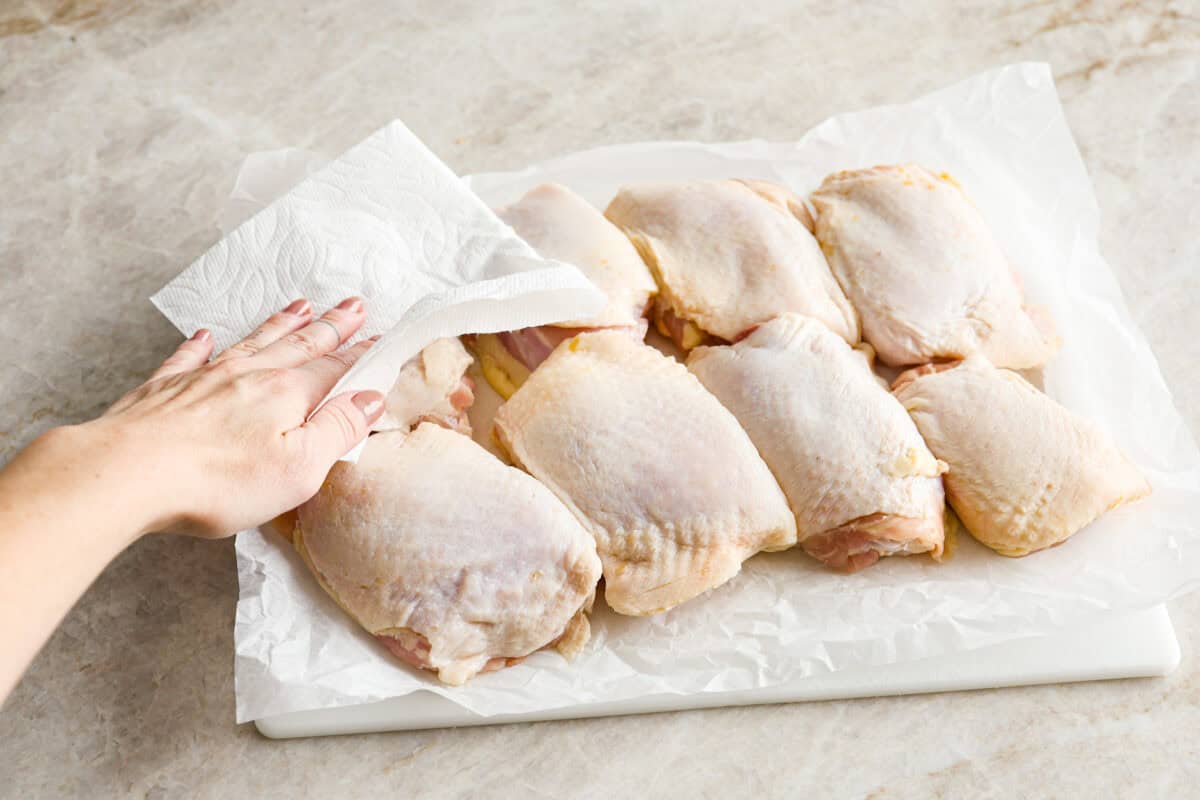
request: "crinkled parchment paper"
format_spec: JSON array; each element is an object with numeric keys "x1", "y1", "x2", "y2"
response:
[{"x1": 225, "y1": 63, "x2": 1200, "y2": 723}]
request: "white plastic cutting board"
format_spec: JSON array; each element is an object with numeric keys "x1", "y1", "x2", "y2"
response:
[{"x1": 255, "y1": 605, "x2": 1178, "y2": 738}]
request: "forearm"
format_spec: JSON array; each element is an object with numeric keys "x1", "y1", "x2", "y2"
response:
[
  {"x1": 0, "y1": 425, "x2": 153, "y2": 702},
  {"x1": 0, "y1": 298, "x2": 377, "y2": 703}
]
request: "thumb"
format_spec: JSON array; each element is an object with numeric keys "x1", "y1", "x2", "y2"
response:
[{"x1": 297, "y1": 390, "x2": 386, "y2": 464}]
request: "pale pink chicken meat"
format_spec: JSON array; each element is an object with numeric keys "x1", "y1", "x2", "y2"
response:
[
  {"x1": 495, "y1": 325, "x2": 583, "y2": 372},
  {"x1": 494, "y1": 330, "x2": 797, "y2": 615},
  {"x1": 810, "y1": 164, "x2": 1059, "y2": 368},
  {"x1": 472, "y1": 183, "x2": 656, "y2": 398},
  {"x1": 604, "y1": 179, "x2": 859, "y2": 350},
  {"x1": 687, "y1": 313, "x2": 946, "y2": 572},
  {"x1": 892, "y1": 358, "x2": 1151, "y2": 556},
  {"x1": 377, "y1": 337, "x2": 476, "y2": 435}
]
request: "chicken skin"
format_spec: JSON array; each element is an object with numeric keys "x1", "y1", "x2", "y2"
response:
[
  {"x1": 810, "y1": 164, "x2": 1058, "y2": 368},
  {"x1": 733, "y1": 178, "x2": 816, "y2": 231},
  {"x1": 892, "y1": 358, "x2": 1150, "y2": 556},
  {"x1": 688, "y1": 313, "x2": 946, "y2": 572},
  {"x1": 494, "y1": 330, "x2": 797, "y2": 616},
  {"x1": 471, "y1": 183, "x2": 657, "y2": 398},
  {"x1": 604, "y1": 180, "x2": 858, "y2": 350},
  {"x1": 296, "y1": 424, "x2": 602, "y2": 685}
]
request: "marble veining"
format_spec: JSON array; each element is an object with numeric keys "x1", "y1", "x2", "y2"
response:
[{"x1": 1, "y1": 1, "x2": 1198, "y2": 797}]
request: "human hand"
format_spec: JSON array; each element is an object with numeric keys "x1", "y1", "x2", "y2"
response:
[
  {"x1": 72, "y1": 296, "x2": 384, "y2": 539},
  {"x1": 0, "y1": 300, "x2": 388, "y2": 699}
]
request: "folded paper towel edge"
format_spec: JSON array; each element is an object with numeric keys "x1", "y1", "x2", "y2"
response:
[{"x1": 326, "y1": 263, "x2": 605, "y2": 462}]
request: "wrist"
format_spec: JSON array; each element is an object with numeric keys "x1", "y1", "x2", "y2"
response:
[{"x1": 28, "y1": 421, "x2": 177, "y2": 542}]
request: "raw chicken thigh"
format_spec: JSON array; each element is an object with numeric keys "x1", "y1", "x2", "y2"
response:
[
  {"x1": 604, "y1": 180, "x2": 859, "y2": 350},
  {"x1": 810, "y1": 164, "x2": 1058, "y2": 368},
  {"x1": 472, "y1": 183, "x2": 657, "y2": 398},
  {"x1": 494, "y1": 329, "x2": 797, "y2": 616},
  {"x1": 378, "y1": 337, "x2": 475, "y2": 434},
  {"x1": 296, "y1": 424, "x2": 602, "y2": 685},
  {"x1": 688, "y1": 314, "x2": 946, "y2": 572},
  {"x1": 892, "y1": 358, "x2": 1151, "y2": 556}
]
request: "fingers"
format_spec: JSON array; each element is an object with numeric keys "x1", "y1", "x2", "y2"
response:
[
  {"x1": 290, "y1": 390, "x2": 385, "y2": 466},
  {"x1": 150, "y1": 329, "x2": 216, "y2": 381},
  {"x1": 214, "y1": 299, "x2": 313, "y2": 362},
  {"x1": 252, "y1": 298, "x2": 367, "y2": 369},
  {"x1": 292, "y1": 336, "x2": 379, "y2": 408}
]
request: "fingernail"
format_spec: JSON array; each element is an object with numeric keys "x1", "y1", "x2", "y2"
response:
[
  {"x1": 284, "y1": 298, "x2": 311, "y2": 315},
  {"x1": 191, "y1": 329, "x2": 212, "y2": 342},
  {"x1": 352, "y1": 391, "x2": 384, "y2": 420},
  {"x1": 337, "y1": 297, "x2": 364, "y2": 313}
]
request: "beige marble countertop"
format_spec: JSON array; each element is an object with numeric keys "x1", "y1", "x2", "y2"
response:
[{"x1": 2, "y1": 1, "x2": 1198, "y2": 797}]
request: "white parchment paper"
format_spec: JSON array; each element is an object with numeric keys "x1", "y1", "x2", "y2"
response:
[{"x1": 221, "y1": 63, "x2": 1200, "y2": 723}]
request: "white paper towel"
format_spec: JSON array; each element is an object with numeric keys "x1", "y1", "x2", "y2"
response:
[
  {"x1": 151, "y1": 119, "x2": 606, "y2": 459},
  {"x1": 207, "y1": 63, "x2": 1200, "y2": 723}
]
